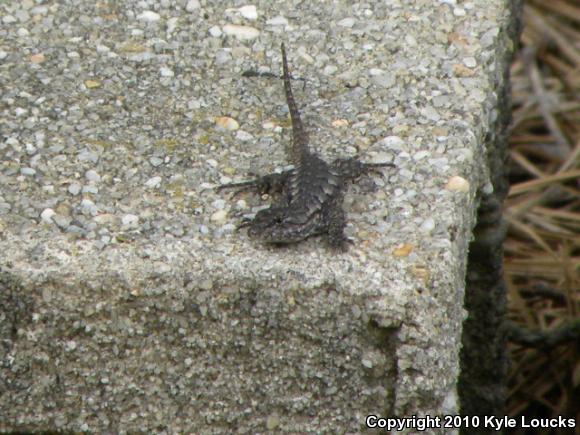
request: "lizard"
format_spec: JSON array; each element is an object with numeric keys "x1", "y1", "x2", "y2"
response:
[{"x1": 218, "y1": 43, "x2": 393, "y2": 250}]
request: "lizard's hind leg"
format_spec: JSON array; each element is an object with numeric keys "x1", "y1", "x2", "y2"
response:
[{"x1": 324, "y1": 199, "x2": 352, "y2": 252}]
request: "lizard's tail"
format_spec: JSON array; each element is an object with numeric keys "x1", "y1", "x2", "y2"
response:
[{"x1": 281, "y1": 43, "x2": 308, "y2": 153}]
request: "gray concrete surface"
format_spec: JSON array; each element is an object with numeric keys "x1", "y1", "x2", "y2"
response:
[{"x1": 1, "y1": 0, "x2": 518, "y2": 433}]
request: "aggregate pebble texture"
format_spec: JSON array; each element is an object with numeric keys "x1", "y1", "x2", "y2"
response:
[{"x1": 0, "y1": 0, "x2": 516, "y2": 433}]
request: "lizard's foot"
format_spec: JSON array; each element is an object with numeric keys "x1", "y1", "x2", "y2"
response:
[
  {"x1": 362, "y1": 161, "x2": 395, "y2": 178},
  {"x1": 327, "y1": 234, "x2": 354, "y2": 252},
  {"x1": 236, "y1": 217, "x2": 254, "y2": 231}
]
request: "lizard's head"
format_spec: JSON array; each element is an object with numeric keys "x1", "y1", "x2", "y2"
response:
[{"x1": 246, "y1": 207, "x2": 310, "y2": 245}]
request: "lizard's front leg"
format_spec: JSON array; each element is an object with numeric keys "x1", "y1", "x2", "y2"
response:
[
  {"x1": 216, "y1": 170, "x2": 293, "y2": 197},
  {"x1": 332, "y1": 158, "x2": 394, "y2": 180}
]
